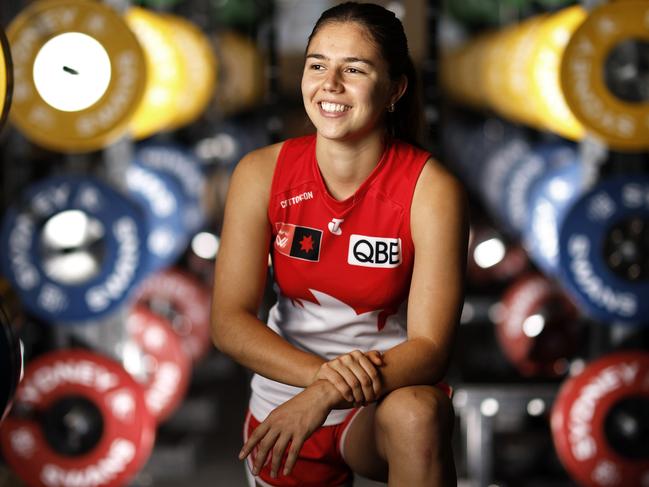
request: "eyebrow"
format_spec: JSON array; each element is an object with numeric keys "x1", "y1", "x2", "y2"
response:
[{"x1": 306, "y1": 53, "x2": 375, "y2": 66}]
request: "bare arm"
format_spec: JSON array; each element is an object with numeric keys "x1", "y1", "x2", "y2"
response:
[
  {"x1": 211, "y1": 144, "x2": 326, "y2": 387},
  {"x1": 371, "y1": 159, "x2": 468, "y2": 394}
]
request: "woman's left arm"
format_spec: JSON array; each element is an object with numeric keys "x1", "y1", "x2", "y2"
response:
[{"x1": 377, "y1": 159, "x2": 469, "y2": 392}]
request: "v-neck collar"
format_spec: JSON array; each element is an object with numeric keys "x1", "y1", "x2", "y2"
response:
[{"x1": 311, "y1": 138, "x2": 391, "y2": 216}]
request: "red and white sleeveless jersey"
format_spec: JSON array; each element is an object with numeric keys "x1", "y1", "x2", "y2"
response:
[{"x1": 250, "y1": 134, "x2": 430, "y2": 425}]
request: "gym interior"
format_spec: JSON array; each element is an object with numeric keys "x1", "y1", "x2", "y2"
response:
[{"x1": 0, "y1": 0, "x2": 648, "y2": 486}]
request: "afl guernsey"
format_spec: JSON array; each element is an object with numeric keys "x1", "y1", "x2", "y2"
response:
[{"x1": 250, "y1": 134, "x2": 431, "y2": 425}]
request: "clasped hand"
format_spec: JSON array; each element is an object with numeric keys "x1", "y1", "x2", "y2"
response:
[
  {"x1": 313, "y1": 349, "x2": 384, "y2": 407},
  {"x1": 239, "y1": 350, "x2": 383, "y2": 479}
]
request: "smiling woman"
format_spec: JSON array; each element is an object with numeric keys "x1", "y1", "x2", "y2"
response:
[{"x1": 211, "y1": 3, "x2": 468, "y2": 487}]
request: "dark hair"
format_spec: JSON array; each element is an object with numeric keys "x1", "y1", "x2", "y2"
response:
[{"x1": 307, "y1": 2, "x2": 422, "y2": 146}]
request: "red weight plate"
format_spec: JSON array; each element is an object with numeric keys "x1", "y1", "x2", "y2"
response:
[
  {"x1": 551, "y1": 351, "x2": 649, "y2": 487},
  {"x1": 466, "y1": 223, "x2": 529, "y2": 287},
  {"x1": 496, "y1": 273, "x2": 581, "y2": 377},
  {"x1": 136, "y1": 268, "x2": 212, "y2": 363},
  {"x1": 126, "y1": 305, "x2": 192, "y2": 423},
  {"x1": 0, "y1": 349, "x2": 155, "y2": 487}
]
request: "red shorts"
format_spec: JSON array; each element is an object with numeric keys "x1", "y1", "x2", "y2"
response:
[
  {"x1": 242, "y1": 382, "x2": 453, "y2": 487},
  {"x1": 243, "y1": 408, "x2": 360, "y2": 487}
]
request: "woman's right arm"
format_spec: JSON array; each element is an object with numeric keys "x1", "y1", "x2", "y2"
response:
[{"x1": 211, "y1": 144, "x2": 326, "y2": 387}]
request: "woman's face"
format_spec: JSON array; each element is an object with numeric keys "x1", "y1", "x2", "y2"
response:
[{"x1": 301, "y1": 21, "x2": 397, "y2": 142}]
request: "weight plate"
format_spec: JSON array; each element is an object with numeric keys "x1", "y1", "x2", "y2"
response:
[
  {"x1": 125, "y1": 305, "x2": 192, "y2": 423},
  {"x1": 211, "y1": 31, "x2": 265, "y2": 115},
  {"x1": 558, "y1": 177, "x2": 649, "y2": 325},
  {"x1": 551, "y1": 351, "x2": 649, "y2": 487},
  {"x1": 528, "y1": 5, "x2": 587, "y2": 140},
  {"x1": 561, "y1": 1, "x2": 649, "y2": 150},
  {"x1": 134, "y1": 143, "x2": 206, "y2": 235},
  {"x1": 124, "y1": 7, "x2": 186, "y2": 140},
  {"x1": 7, "y1": 0, "x2": 147, "y2": 153},
  {"x1": 523, "y1": 157, "x2": 586, "y2": 276},
  {"x1": 0, "y1": 175, "x2": 150, "y2": 324},
  {"x1": 0, "y1": 349, "x2": 155, "y2": 487},
  {"x1": 444, "y1": 116, "x2": 520, "y2": 198},
  {"x1": 160, "y1": 14, "x2": 217, "y2": 131},
  {"x1": 495, "y1": 272, "x2": 580, "y2": 378},
  {"x1": 502, "y1": 142, "x2": 579, "y2": 238},
  {"x1": 497, "y1": 15, "x2": 547, "y2": 128},
  {"x1": 479, "y1": 131, "x2": 531, "y2": 235},
  {"x1": 466, "y1": 221, "x2": 529, "y2": 287},
  {"x1": 126, "y1": 163, "x2": 188, "y2": 273},
  {"x1": 0, "y1": 26, "x2": 13, "y2": 132},
  {"x1": 196, "y1": 118, "x2": 269, "y2": 170},
  {"x1": 135, "y1": 268, "x2": 212, "y2": 364},
  {"x1": 441, "y1": 35, "x2": 491, "y2": 109},
  {"x1": 482, "y1": 26, "x2": 519, "y2": 120}
]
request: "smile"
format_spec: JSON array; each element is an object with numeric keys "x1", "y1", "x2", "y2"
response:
[{"x1": 319, "y1": 102, "x2": 351, "y2": 113}]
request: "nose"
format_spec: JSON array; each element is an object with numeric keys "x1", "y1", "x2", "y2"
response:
[{"x1": 322, "y1": 69, "x2": 343, "y2": 92}]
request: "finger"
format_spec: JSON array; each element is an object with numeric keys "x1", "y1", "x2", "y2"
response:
[
  {"x1": 320, "y1": 367, "x2": 354, "y2": 402},
  {"x1": 253, "y1": 430, "x2": 280, "y2": 475},
  {"x1": 239, "y1": 422, "x2": 269, "y2": 460},
  {"x1": 270, "y1": 434, "x2": 291, "y2": 479},
  {"x1": 329, "y1": 361, "x2": 363, "y2": 403},
  {"x1": 358, "y1": 355, "x2": 382, "y2": 398},
  {"x1": 348, "y1": 360, "x2": 376, "y2": 402},
  {"x1": 345, "y1": 351, "x2": 377, "y2": 402},
  {"x1": 283, "y1": 436, "x2": 306, "y2": 477}
]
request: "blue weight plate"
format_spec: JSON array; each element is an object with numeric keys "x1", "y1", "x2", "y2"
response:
[
  {"x1": 126, "y1": 164, "x2": 188, "y2": 273},
  {"x1": 443, "y1": 116, "x2": 529, "y2": 230},
  {"x1": 478, "y1": 131, "x2": 530, "y2": 234},
  {"x1": 500, "y1": 142, "x2": 579, "y2": 238},
  {"x1": 443, "y1": 116, "x2": 500, "y2": 194},
  {"x1": 522, "y1": 157, "x2": 585, "y2": 276},
  {"x1": 558, "y1": 177, "x2": 649, "y2": 325},
  {"x1": 195, "y1": 119, "x2": 269, "y2": 171},
  {"x1": 0, "y1": 175, "x2": 150, "y2": 324},
  {"x1": 134, "y1": 144, "x2": 206, "y2": 235}
]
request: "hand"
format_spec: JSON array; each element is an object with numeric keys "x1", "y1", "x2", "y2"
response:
[
  {"x1": 313, "y1": 350, "x2": 383, "y2": 406},
  {"x1": 239, "y1": 381, "x2": 335, "y2": 479}
]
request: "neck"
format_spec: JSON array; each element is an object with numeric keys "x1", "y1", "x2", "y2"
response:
[{"x1": 315, "y1": 130, "x2": 387, "y2": 201}]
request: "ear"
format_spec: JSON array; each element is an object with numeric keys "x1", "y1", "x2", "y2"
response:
[{"x1": 389, "y1": 74, "x2": 408, "y2": 106}]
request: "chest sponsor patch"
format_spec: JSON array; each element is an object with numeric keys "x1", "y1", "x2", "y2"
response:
[
  {"x1": 274, "y1": 223, "x2": 322, "y2": 262},
  {"x1": 348, "y1": 235, "x2": 401, "y2": 268}
]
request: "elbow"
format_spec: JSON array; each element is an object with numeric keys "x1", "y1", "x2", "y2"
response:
[{"x1": 210, "y1": 308, "x2": 231, "y2": 355}]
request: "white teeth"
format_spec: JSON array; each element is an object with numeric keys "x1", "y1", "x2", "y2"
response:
[{"x1": 320, "y1": 102, "x2": 350, "y2": 113}]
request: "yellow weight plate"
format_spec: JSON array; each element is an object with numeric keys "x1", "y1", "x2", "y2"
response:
[
  {"x1": 125, "y1": 7, "x2": 187, "y2": 139},
  {"x1": 483, "y1": 28, "x2": 514, "y2": 118},
  {"x1": 161, "y1": 14, "x2": 217, "y2": 130},
  {"x1": 0, "y1": 27, "x2": 12, "y2": 131},
  {"x1": 441, "y1": 47, "x2": 473, "y2": 106},
  {"x1": 7, "y1": 0, "x2": 147, "y2": 153},
  {"x1": 561, "y1": 1, "x2": 649, "y2": 150},
  {"x1": 441, "y1": 34, "x2": 491, "y2": 109},
  {"x1": 499, "y1": 16, "x2": 548, "y2": 128},
  {"x1": 528, "y1": 5, "x2": 587, "y2": 140},
  {"x1": 212, "y1": 31, "x2": 265, "y2": 115}
]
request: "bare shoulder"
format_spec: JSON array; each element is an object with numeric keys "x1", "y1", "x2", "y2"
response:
[
  {"x1": 413, "y1": 158, "x2": 468, "y2": 214},
  {"x1": 232, "y1": 141, "x2": 284, "y2": 193}
]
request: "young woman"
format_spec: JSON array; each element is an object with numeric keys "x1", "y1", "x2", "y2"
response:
[{"x1": 211, "y1": 3, "x2": 468, "y2": 486}]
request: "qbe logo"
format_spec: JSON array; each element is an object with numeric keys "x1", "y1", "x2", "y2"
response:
[{"x1": 348, "y1": 235, "x2": 401, "y2": 268}]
